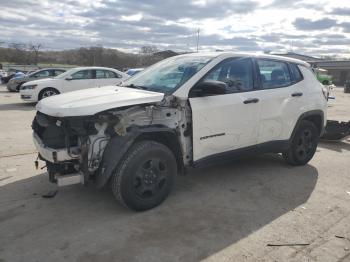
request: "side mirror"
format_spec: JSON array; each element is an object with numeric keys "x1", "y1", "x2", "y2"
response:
[
  {"x1": 65, "y1": 76, "x2": 73, "y2": 81},
  {"x1": 190, "y1": 80, "x2": 227, "y2": 97}
]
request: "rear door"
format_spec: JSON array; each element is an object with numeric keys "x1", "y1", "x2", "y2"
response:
[
  {"x1": 95, "y1": 69, "x2": 123, "y2": 87},
  {"x1": 254, "y1": 59, "x2": 305, "y2": 144},
  {"x1": 62, "y1": 69, "x2": 96, "y2": 92},
  {"x1": 189, "y1": 57, "x2": 261, "y2": 161}
]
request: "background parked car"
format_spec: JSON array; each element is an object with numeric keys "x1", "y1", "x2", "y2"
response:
[
  {"x1": 315, "y1": 68, "x2": 333, "y2": 85},
  {"x1": 0, "y1": 70, "x2": 7, "y2": 84},
  {"x1": 1, "y1": 71, "x2": 25, "y2": 84},
  {"x1": 0, "y1": 69, "x2": 7, "y2": 78},
  {"x1": 20, "y1": 66, "x2": 129, "y2": 101},
  {"x1": 7, "y1": 68, "x2": 66, "y2": 92}
]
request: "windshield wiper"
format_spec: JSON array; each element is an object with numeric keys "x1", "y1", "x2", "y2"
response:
[{"x1": 123, "y1": 84, "x2": 148, "y2": 90}]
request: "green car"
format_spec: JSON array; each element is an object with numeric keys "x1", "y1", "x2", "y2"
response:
[{"x1": 315, "y1": 68, "x2": 333, "y2": 85}]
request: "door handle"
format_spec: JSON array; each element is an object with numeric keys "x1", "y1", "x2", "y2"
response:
[
  {"x1": 243, "y1": 98, "x2": 259, "y2": 104},
  {"x1": 291, "y1": 92, "x2": 303, "y2": 97}
]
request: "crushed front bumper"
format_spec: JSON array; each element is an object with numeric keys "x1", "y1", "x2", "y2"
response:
[
  {"x1": 33, "y1": 132, "x2": 84, "y2": 186},
  {"x1": 32, "y1": 132, "x2": 78, "y2": 163}
]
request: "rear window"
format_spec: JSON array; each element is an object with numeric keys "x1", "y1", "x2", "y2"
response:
[
  {"x1": 290, "y1": 63, "x2": 303, "y2": 83},
  {"x1": 257, "y1": 59, "x2": 292, "y2": 89}
]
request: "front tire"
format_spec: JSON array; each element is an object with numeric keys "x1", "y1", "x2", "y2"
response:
[
  {"x1": 111, "y1": 141, "x2": 177, "y2": 211},
  {"x1": 283, "y1": 120, "x2": 319, "y2": 166},
  {"x1": 39, "y1": 88, "x2": 59, "y2": 100}
]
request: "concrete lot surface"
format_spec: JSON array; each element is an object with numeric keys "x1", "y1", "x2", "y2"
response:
[{"x1": 0, "y1": 85, "x2": 349, "y2": 262}]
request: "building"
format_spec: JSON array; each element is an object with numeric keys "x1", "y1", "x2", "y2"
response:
[
  {"x1": 309, "y1": 60, "x2": 350, "y2": 86},
  {"x1": 275, "y1": 52, "x2": 350, "y2": 86}
]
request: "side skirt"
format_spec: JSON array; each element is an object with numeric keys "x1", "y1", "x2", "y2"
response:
[{"x1": 192, "y1": 140, "x2": 290, "y2": 168}]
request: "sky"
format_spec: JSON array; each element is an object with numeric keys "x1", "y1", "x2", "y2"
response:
[{"x1": 1, "y1": 0, "x2": 350, "y2": 57}]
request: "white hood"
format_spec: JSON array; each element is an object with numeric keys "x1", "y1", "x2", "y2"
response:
[
  {"x1": 36, "y1": 86, "x2": 165, "y2": 117},
  {"x1": 23, "y1": 78, "x2": 57, "y2": 85}
]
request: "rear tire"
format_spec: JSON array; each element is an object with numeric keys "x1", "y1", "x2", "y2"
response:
[
  {"x1": 283, "y1": 120, "x2": 319, "y2": 166},
  {"x1": 111, "y1": 141, "x2": 177, "y2": 211},
  {"x1": 39, "y1": 88, "x2": 59, "y2": 100}
]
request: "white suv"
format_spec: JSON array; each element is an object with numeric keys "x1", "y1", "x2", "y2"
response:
[
  {"x1": 20, "y1": 67, "x2": 129, "y2": 102},
  {"x1": 32, "y1": 53, "x2": 327, "y2": 211}
]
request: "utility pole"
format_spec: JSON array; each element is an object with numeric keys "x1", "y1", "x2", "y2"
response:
[{"x1": 196, "y1": 28, "x2": 200, "y2": 52}]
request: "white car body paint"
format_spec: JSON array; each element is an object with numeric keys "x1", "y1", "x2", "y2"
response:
[
  {"x1": 36, "y1": 86, "x2": 165, "y2": 117},
  {"x1": 171, "y1": 53, "x2": 323, "y2": 161},
  {"x1": 190, "y1": 92, "x2": 260, "y2": 161},
  {"x1": 20, "y1": 66, "x2": 129, "y2": 102},
  {"x1": 33, "y1": 52, "x2": 327, "y2": 188}
]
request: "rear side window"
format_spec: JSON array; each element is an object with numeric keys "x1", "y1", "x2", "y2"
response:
[
  {"x1": 257, "y1": 59, "x2": 292, "y2": 89},
  {"x1": 289, "y1": 63, "x2": 303, "y2": 83},
  {"x1": 107, "y1": 70, "x2": 121, "y2": 78},
  {"x1": 96, "y1": 70, "x2": 121, "y2": 79}
]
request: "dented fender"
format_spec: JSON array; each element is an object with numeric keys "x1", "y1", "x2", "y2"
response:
[{"x1": 95, "y1": 126, "x2": 179, "y2": 189}]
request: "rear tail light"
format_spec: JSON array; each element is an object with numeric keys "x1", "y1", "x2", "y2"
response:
[{"x1": 322, "y1": 86, "x2": 328, "y2": 100}]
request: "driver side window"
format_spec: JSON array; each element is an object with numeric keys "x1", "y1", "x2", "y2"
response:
[{"x1": 202, "y1": 58, "x2": 254, "y2": 93}]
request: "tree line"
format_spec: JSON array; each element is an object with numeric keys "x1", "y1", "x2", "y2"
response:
[{"x1": 0, "y1": 43, "x2": 176, "y2": 70}]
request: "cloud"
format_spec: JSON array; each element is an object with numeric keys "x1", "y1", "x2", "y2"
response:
[
  {"x1": 1, "y1": 0, "x2": 350, "y2": 57},
  {"x1": 329, "y1": 7, "x2": 350, "y2": 16},
  {"x1": 340, "y1": 22, "x2": 350, "y2": 33},
  {"x1": 79, "y1": 0, "x2": 258, "y2": 21},
  {"x1": 293, "y1": 18, "x2": 338, "y2": 31},
  {"x1": 268, "y1": 0, "x2": 303, "y2": 8},
  {"x1": 313, "y1": 38, "x2": 350, "y2": 46},
  {"x1": 120, "y1": 13, "x2": 143, "y2": 22}
]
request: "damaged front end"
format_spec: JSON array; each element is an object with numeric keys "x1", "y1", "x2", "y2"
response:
[
  {"x1": 32, "y1": 101, "x2": 193, "y2": 188},
  {"x1": 32, "y1": 111, "x2": 109, "y2": 185}
]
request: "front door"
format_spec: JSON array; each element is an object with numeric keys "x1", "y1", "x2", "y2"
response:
[{"x1": 189, "y1": 57, "x2": 260, "y2": 161}]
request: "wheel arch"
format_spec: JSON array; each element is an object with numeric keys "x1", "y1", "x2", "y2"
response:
[
  {"x1": 95, "y1": 126, "x2": 183, "y2": 189},
  {"x1": 135, "y1": 129, "x2": 184, "y2": 173},
  {"x1": 290, "y1": 110, "x2": 325, "y2": 140},
  {"x1": 38, "y1": 87, "x2": 60, "y2": 100}
]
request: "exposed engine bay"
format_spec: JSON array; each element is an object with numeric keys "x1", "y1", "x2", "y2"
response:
[{"x1": 32, "y1": 98, "x2": 193, "y2": 187}]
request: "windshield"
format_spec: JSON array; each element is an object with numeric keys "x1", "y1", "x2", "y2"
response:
[
  {"x1": 121, "y1": 55, "x2": 212, "y2": 94},
  {"x1": 28, "y1": 70, "x2": 40, "y2": 77}
]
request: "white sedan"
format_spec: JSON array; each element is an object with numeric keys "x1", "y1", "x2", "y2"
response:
[{"x1": 20, "y1": 66, "x2": 129, "y2": 102}]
